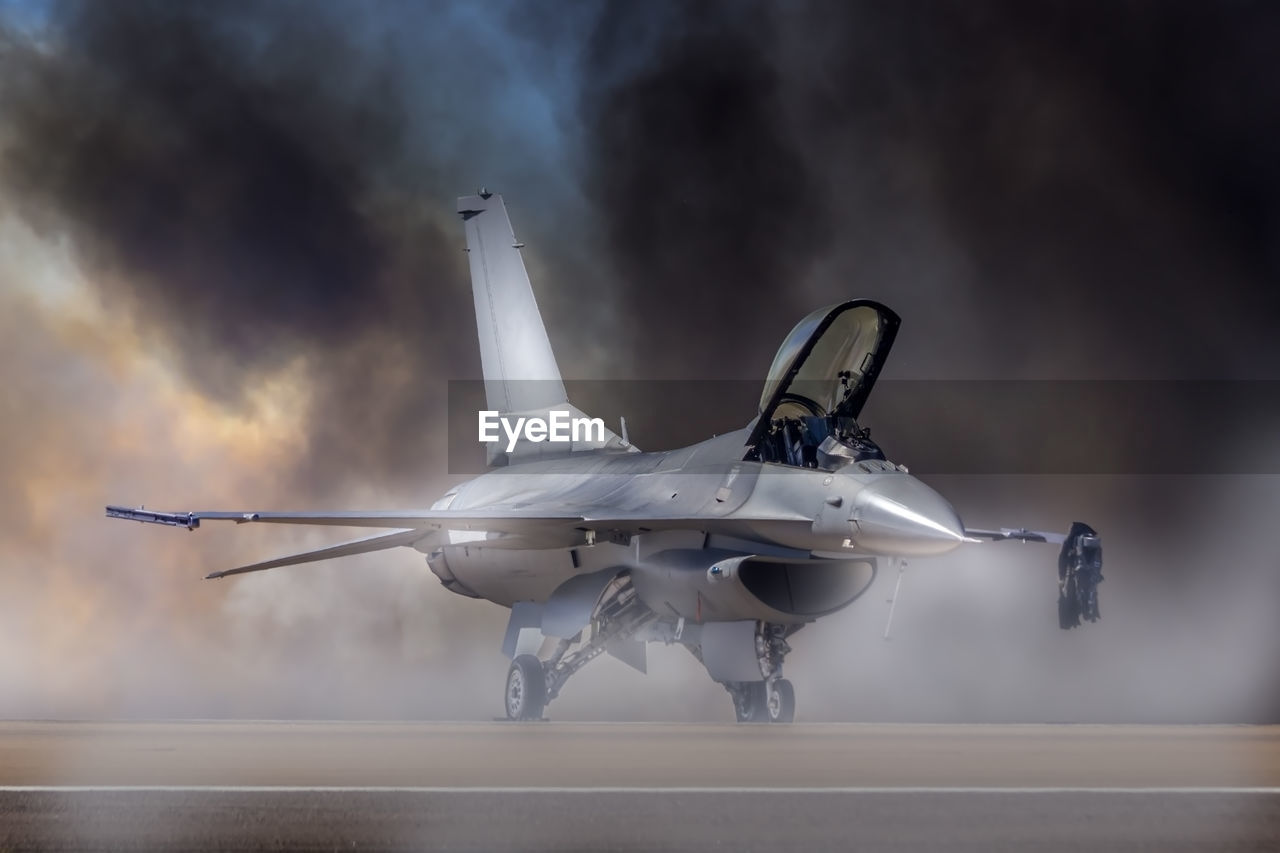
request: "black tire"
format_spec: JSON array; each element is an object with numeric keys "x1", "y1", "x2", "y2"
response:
[
  {"x1": 767, "y1": 679, "x2": 796, "y2": 724},
  {"x1": 734, "y1": 682, "x2": 770, "y2": 723},
  {"x1": 505, "y1": 655, "x2": 546, "y2": 721}
]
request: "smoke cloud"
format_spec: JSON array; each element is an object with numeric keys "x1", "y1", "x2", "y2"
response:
[{"x1": 0, "y1": 0, "x2": 1276, "y2": 721}]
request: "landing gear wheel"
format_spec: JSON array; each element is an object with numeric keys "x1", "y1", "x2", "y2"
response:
[
  {"x1": 733, "y1": 682, "x2": 770, "y2": 723},
  {"x1": 505, "y1": 654, "x2": 547, "y2": 721},
  {"x1": 766, "y1": 679, "x2": 795, "y2": 723}
]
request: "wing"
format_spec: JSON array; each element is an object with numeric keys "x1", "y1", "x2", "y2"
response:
[
  {"x1": 106, "y1": 505, "x2": 594, "y2": 579},
  {"x1": 105, "y1": 505, "x2": 586, "y2": 531},
  {"x1": 963, "y1": 523, "x2": 1104, "y2": 631},
  {"x1": 964, "y1": 527, "x2": 1068, "y2": 545},
  {"x1": 105, "y1": 505, "x2": 807, "y2": 535},
  {"x1": 106, "y1": 503, "x2": 812, "y2": 579}
]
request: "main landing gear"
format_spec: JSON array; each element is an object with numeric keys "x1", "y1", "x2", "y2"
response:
[
  {"x1": 727, "y1": 678, "x2": 796, "y2": 723},
  {"x1": 503, "y1": 574, "x2": 651, "y2": 721},
  {"x1": 502, "y1": 590, "x2": 804, "y2": 724}
]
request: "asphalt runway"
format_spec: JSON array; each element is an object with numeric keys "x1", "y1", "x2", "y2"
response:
[{"x1": 1, "y1": 721, "x2": 1277, "y2": 851}]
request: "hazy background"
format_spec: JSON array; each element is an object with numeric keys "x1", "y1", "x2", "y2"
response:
[{"x1": 0, "y1": 0, "x2": 1276, "y2": 722}]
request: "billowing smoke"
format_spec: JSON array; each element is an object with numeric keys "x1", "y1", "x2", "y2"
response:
[
  {"x1": 0, "y1": 0, "x2": 481, "y2": 494},
  {"x1": 0, "y1": 0, "x2": 1276, "y2": 721},
  {"x1": 580, "y1": 1, "x2": 829, "y2": 379},
  {"x1": 579, "y1": 1, "x2": 1280, "y2": 381},
  {"x1": 0, "y1": 0, "x2": 530, "y2": 719}
]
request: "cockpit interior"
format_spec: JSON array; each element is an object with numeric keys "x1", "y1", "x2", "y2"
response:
[{"x1": 744, "y1": 300, "x2": 902, "y2": 473}]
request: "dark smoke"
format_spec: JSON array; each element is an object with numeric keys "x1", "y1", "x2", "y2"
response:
[
  {"x1": 579, "y1": 0, "x2": 1280, "y2": 383},
  {"x1": 581, "y1": 1, "x2": 828, "y2": 379},
  {"x1": 1, "y1": 0, "x2": 474, "y2": 494}
]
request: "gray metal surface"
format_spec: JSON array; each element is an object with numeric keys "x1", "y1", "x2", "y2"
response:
[{"x1": 457, "y1": 191, "x2": 566, "y2": 415}]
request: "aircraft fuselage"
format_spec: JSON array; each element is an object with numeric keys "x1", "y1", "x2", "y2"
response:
[{"x1": 425, "y1": 425, "x2": 965, "y2": 624}]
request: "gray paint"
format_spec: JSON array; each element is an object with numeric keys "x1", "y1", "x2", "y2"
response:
[
  {"x1": 699, "y1": 621, "x2": 766, "y2": 682},
  {"x1": 541, "y1": 567, "x2": 623, "y2": 639}
]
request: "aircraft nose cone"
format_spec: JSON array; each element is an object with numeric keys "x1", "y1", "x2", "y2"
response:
[{"x1": 851, "y1": 476, "x2": 965, "y2": 557}]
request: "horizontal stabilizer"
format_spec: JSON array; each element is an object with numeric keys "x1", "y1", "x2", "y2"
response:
[{"x1": 205, "y1": 528, "x2": 429, "y2": 579}]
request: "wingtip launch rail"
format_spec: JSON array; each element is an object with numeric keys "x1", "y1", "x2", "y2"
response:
[{"x1": 106, "y1": 506, "x2": 204, "y2": 529}]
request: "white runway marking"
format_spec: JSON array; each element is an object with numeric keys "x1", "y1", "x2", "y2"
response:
[{"x1": 3, "y1": 786, "x2": 1278, "y2": 794}]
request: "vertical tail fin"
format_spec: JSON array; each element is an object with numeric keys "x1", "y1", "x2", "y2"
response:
[
  {"x1": 457, "y1": 190, "x2": 632, "y2": 464},
  {"x1": 457, "y1": 191, "x2": 566, "y2": 414}
]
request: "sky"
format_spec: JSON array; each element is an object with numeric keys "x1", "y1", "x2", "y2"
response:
[{"x1": 0, "y1": 0, "x2": 1277, "y2": 722}]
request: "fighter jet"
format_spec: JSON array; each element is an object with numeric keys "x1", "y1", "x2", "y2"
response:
[{"x1": 107, "y1": 190, "x2": 1102, "y2": 723}]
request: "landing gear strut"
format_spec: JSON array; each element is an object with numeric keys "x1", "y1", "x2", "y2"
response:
[
  {"x1": 503, "y1": 573, "x2": 652, "y2": 721},
  {"x1": 723, "y1": 622, "x2": 799, "y2": 723}
]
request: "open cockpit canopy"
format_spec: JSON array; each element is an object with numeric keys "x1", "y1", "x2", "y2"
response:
[{"x1": 747, "y1": 300, "x2": 900, "y2": 468}]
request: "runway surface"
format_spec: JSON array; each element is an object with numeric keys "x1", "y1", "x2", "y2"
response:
[{"x1": 1, "y1": 721, "x2": 1277, "y2": 850}]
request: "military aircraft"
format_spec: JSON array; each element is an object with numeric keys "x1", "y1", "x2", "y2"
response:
[{"x1": 107, "y1": 190, "x2": 1102, "y2": 723}]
